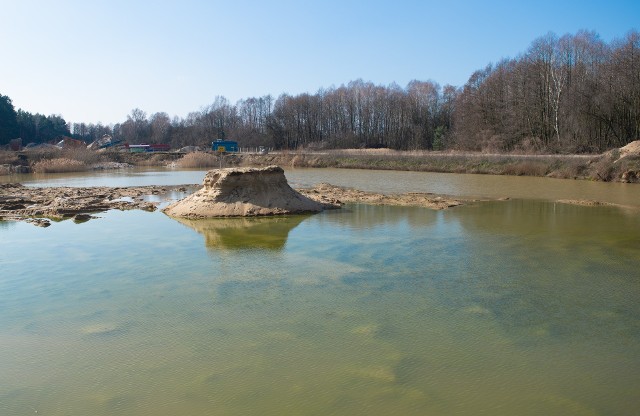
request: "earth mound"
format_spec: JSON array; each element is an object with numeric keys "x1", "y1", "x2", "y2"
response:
[
  {"x1": 162, "y1": 166, "x2": 327, "y2": 218},
  {"x1": 619, "y1": 140, "x2": 640, "y2": 159}
]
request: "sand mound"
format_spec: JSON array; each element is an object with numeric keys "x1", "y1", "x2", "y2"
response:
[
  {"x1": 619, "y1": 140, "x2": 640, "y2": 158},
  {"x1": 162, "y1": 166, "x2": 326, "y2": 218}
]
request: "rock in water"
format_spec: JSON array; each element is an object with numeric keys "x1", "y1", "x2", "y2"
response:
[{"x1": 162, "y1": 166, "x2": 326, "y2": 218}]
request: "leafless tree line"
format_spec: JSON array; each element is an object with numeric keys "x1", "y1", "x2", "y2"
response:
[
  {"x1": 70, "y1": 30, "x2": 638, "y2": 153},
  {"x1": 454, "y1": 30, "x2": 640, "y2": 153}
]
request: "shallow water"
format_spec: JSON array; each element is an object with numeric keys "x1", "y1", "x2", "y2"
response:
[
  {"x1": 1, "y1": 189, "x2": 639, "y2": 415},
  {"x1": 3, "y1": 167, "x2": 640, "y2": 206}
]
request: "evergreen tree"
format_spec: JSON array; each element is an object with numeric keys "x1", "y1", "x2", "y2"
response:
[{"x1": 0, "y1": 94, "x2": 19, "y2": 145}]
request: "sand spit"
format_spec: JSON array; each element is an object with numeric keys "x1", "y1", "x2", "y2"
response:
[
  {"x1": 299, "y1": 183, "x2": 464, "y2": 210},
  {"x1": 162, "y1": 166, "x2": 330, "y2": 218},
  {"x1": 555, "y1": 199, "x2": 617, "y2": 207}
]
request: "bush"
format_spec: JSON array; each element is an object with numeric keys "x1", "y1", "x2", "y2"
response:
[
  {"x1": 589, "y1": 156, "x2": 615, "y2": 181},
  {"x1": 32, "y1": 158, "x2": 88, "y2": 173}
]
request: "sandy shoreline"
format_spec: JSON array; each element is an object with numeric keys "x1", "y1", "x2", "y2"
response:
[
  {"x1": 3, "y1": 179, "x2": 634, "y2": 227},
  {"x1": 0, "y1": 183, "x2": 199, "y2": 226},
  {"x1": 0, "y1": 182, "x2": 465, "y2": 227}
]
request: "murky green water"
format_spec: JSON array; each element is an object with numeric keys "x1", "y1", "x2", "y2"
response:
[{"x1": 1, "y1": 171, "x2": 639, "y2": 415}]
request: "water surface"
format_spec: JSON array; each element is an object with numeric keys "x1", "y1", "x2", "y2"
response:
[
  {"x1": 1, "y1": 193, "x2": 639, "y2": 415},
  {"x1": 3, "y1": 167, "x2": 639, "y2": 206}
]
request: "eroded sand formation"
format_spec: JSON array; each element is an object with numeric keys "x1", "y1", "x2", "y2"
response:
[{"x1": 162, "y1": 166, "x2": 331, "y2": 218}]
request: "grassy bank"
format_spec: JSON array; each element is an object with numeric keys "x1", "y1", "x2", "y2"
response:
[
  {"x1": 237, "y1": 150, "x2": 640, "y2": 183},
  {"x1": 1, "y1": 147, "x2": 639, "y2": 183}
]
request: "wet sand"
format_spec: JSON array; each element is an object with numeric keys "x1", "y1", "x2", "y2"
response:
[{"x1": 1, "y1": 182, "x2": 465, "y2": 226}]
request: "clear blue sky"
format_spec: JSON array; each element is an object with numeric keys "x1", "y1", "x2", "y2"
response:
[{"x1": 1, "y1": 0, "x2": 638, "y2": 126}]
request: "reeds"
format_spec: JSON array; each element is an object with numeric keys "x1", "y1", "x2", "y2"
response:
[
  {"x1": 0, "y1": 150, "x2": 17, "y2": 165},
  {"x1": 176, "y1": 152, "x2": 220, "y2": 168},
  {"x1": 135, "y1": 153, "x2": 175, "y2": 166},
  {"x1": 32, "y1": 158, "x2": 88, "y2": 173},
  {"x1": 59, "y1": 147, "x2": 102, "y2": 164}
]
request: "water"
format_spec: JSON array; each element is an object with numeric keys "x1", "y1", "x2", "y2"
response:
[
  {"x1": 1, "y1": 170, "x2": 639, "y2": 415},
  {"x1": 3, "y1": 167, "x2": 640, "y2": 207}
]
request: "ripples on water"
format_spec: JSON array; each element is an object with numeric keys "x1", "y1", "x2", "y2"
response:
[{"x1": 1, "y1": 174, "x2": 639, "y2": 415}]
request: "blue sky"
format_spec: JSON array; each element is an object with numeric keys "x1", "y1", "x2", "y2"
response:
[{"x1": 1, "y1": 0, "x2": 638, "y2": 125}]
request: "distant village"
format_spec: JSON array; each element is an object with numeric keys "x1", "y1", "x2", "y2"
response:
[{"x1": 5, "y1": 135, "x2": 255, "y2": 155}]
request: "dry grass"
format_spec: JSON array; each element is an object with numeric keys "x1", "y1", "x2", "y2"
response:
[
  {"x1": 59, "y1": 147, "x2": 102, "y2": 164},
  {"x1": 501, "y1": 161, "x2": 549, "y2": 176},
  {"x1": 135, "y1": 153, "x2": 175, "y2": 166},
  {"x1": 176, "y1": 152, "x2": 221, "y2": 168},
  {"x1": 32, "y1": 158, "x2": 88, "y2": 173},
  {"x1": 328, "y1": 148, "x2": 402, "y2": 156},
  {"x1": 0, "y1": 150, "x2": 18, "y2": 165}
]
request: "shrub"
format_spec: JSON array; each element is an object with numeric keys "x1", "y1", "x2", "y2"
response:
[
  {"x1": 589, "y1": 156, "x2": 615, "y2": 181},
  {"x1": 32, "y1": 158, "x2": 88, "y2": 173}
]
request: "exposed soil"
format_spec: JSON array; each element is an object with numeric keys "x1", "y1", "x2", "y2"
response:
[
  {"x1": 298, "y1": 183, "x2": 464, "y2": 210},
  {"x1": 555, "y1": 199, "x2": 617, "y2": 207},
  {"x1": 163, "y1": 166, "x2": 328, "y2": 218},
  {"x1": 0, "y1": 183, "x2": 199, "y2": 227}
]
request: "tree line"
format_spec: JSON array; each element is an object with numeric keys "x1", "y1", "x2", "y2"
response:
[
  {"x1": 454, "y1": 30, "x2": 640, "y2": 153},
  {"x1": 1, "y1": 29, "x2": 638, "y2": 153},
  {"x1": 0, "y1": 95, "x2": 71, "y2": 146}
]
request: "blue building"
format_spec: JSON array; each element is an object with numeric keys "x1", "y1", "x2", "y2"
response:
[{"x1": 211, "y1": 140, "x2": 239, "y2": 152}]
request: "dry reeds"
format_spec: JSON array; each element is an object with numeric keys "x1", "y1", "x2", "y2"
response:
[
  {"x1": 0, "y1": 150, "x2": 18, "y2": 165},
  {"x1": 501, "y1": 161, "x2": 549, "y2": 176},
  {"x1": 135, "y1": 153, "x2": 175, "y2": 166},
  {"x1": 176, "y1": 152, "x2": 220, "y2": 168},
  {"x1": 59, "y1": 147, "x2": 102, "y2": 164},
  {"x1": 32, "y1": 158, "x2": 88, "y2": 173}
]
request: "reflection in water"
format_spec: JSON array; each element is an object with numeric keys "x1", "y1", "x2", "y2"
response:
[
  {"x1": 315, "y1": 203, "x2": 438, "y2": 230},
  {"x1": 172, "y1": 215, "x2": 309, "y2": 250},
  {"x1": 1, "y1": 202, "x2": 639, "y2": 416},
  {"x1": 0, "y1": 220, "x2": 16, "y2": 229},
  {"x1": 440, "y1": 200, "x2": 640, "y2": 345}
]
